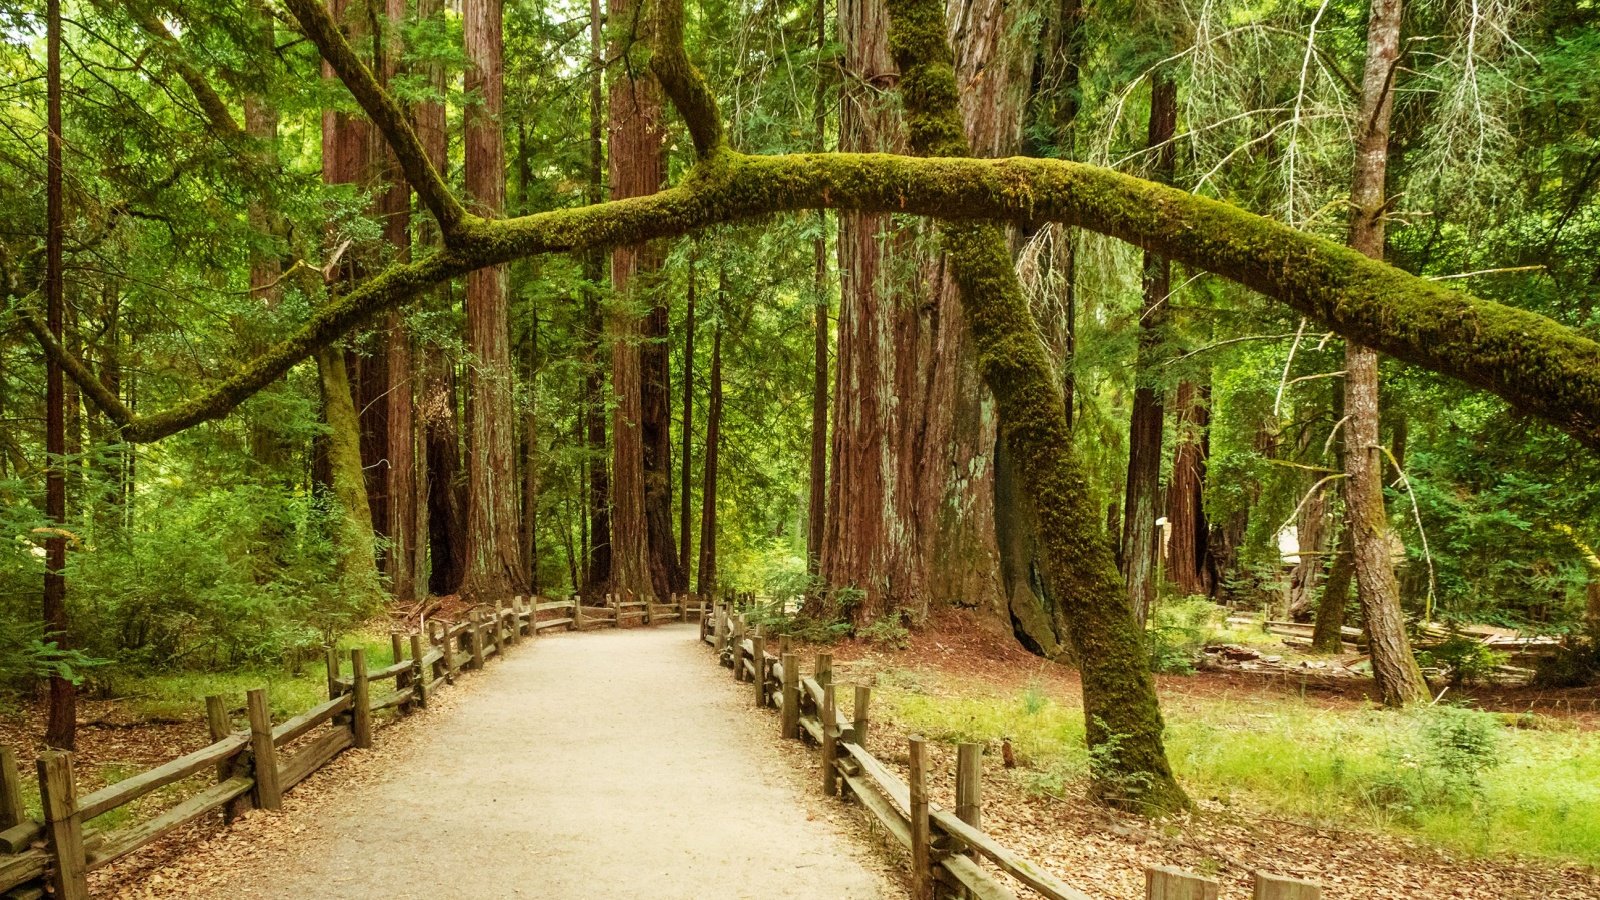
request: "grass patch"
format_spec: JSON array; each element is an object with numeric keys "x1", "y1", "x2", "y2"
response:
[
  {"x1": 877, "y1": 667, "x2": 1600, "y2": 866},
  {"x1": 109, "y1": 630, "x2": 399, "y2": 722}
]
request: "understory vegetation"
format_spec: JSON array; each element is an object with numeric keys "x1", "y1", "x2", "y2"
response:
[{"x1": 878, "y1": 666, "x2": 1600, "y2": 865}]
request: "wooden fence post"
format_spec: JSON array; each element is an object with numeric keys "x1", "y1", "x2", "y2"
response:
[
  {"x1": 752, "y1": 633, "x2": 767, "y2": 707},
  {"x1": 351, "y1": 648, "x2": 372, "y2": 750},
  {"x1": 491, "y1": 600, "x2": 505, "y2": 656},
  {"x1": 1146, "y1": 866, "x2": 1220, "y2": 899},
  {"x1": 469, "y1": 609, "x2": 486, "y2": 670},
  {"x1": 572, "y1": 595, "x2": 582, "y2": 631},
  {"x1": 246, "y1": 688, "x2": 282, "y2": 811},
  {"x1": 908, "y1": 735, "x2": 931, "y2": 900},
  {"x1": 853, "y1": 685, "x2": 871, "y2": 748},
  {"x1": 821, "y1": 682, "x2": 839, "y2": 797},
  {"x1": 440, "y1": 622, "x2": 457, "y2": 682},
  {"x1": 391, "y1": 631, "x2": 412, "y2": 714},
  {"x1": 778, "y1": 634, "x2": 793, "y2": 657},
  {"x1": 1253, "y1": 873, "x2": 1321, "y2": 900},
  {"x1": 324, "y1": 646, "x2": 341, "y2": 699},
  {"x1": 205, "y1": 695, "x2": 250, "y2": 821},
  {"x1": 732, "y1": 617, "x2": 747, "y2": 682},
  {"x1": 815, "y1": 651, "x2": 833, "y2": 688},
  {"x1": 0, "y1": 746, "x2": 24, "y2": 830},
  {"x1": 36, "y1": 752, "x2": 88, "y2": 900},
  {"x1": 956, "y1": 742, "x2": 982, "y2": 829},
  {"x1": 780, "y1": 653, "x2": 800, "y2": 739},
  {"x1": 411, "y1": 632, "x2": 429, "y2": 710}
]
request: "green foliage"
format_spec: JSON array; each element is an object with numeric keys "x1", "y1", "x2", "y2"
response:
[
  {"x1": 1533, "y1": 625, "x2": 1600, "y2": 688},
  {"x1": 855, "y1": 611, "x2": 911, "y2": 650},
  {"x1": 1147, "y1": 596, "x2": 1222, "y2": 674},
  {"x1": 1360, "y1": 706, "x2": 1503, "y2": 826},
  {"x1": 1417, "y1": 631, "x2": 1511, "y2": 687}
]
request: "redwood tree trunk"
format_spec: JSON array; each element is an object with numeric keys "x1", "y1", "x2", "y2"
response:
[
  {"x1": 462, "y1": 0, "x2": 525, "y2": 598},
  {"x1": 679, "y1": 252, "x2": 696, "y2": 579},
  {"x1": 1121, "y1": 72, "x2": 1177, "y2": 625},
  {"x1": 378, "y1": 0, "x2": 419, "y2": 602},
  {"x1": 44, "y1": 0, "x2": 74, "y2": 750},
  {"x1": 806, "y1": 0, "x2": 829, "y2": 577},
  {"x1": 583, "y1": 0, "x2": 612, "y2": 592},
  {"x1": 1345, "y1": 0, "x2": 1427, "y2": 706},
  {"x1": 606, "y1": 0, "x2": 664, "y2": 600},
  {"x1": 697, "y1": 321, "x2": 723, "y2": 596},
  {"x1": 1166, "y1": 380, "x2": 1212, "y2": 598},
  {"x1": 415, "y1": 0, "x2": 465, "y2": 597}
]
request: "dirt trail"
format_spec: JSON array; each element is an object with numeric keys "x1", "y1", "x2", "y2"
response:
[{"x1": 162, "y1": 624, "x2": 896, "y2": 899}]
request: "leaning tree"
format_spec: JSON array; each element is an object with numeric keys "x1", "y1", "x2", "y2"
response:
[{"x1": 22, "y1": 0, "x2": 1600, "y2": 811}]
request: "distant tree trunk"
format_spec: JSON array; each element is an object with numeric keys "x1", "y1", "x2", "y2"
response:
[
  {"x1": 413, "y1": 0, "x2": 463, "y2": 597},
  {"x1": 584, "y1": 0, "x2": 612, "y2": 594},
  {"x1": 1121, "y1": 72, "x2": 1177, "y2": 626},
  {"x1": 1345, "y1": 0, "x2": 1427, "y2": 707},
  {"x1": 643, "y1": 275, "x2": 684, "y2": 597},
  {"x1": 43, "y1": 0, "x2": 75, "y2": 750},
  {"x1": 806, "y1": 0, "x2": 829, "y2": 578},
  {"x1": 462, "y1": 0, "x2": 525, "y2": 599},
  {"x1": 378, "y1": 0, "x2": 419, "y2": 603},
  {"x1": 522, "y1": 310, "x2": 540, "y2": 593},
  {"x1": 1287, "y1": 482, "x2": 1330, "y2": 618},
  {"x1": 1312, "y1": 527, "x2": 1352, "y2": 653},
  {"x1": 606, "y1": 0, "x2": 663, "y2": 600},
  {"x1": 1166, "y1": 380, "x2": 1212, "y2": 598},
  {"x1": 679, "y1": 251, "x2": 696, "y2": 580},
  {"x1": 697, "y1": 319, "x2": 723, "y2": 596}
]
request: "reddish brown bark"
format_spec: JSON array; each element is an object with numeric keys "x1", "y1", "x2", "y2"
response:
[
  {"x1": 462, "y1": 0, "x2": 525, "y2": 599},
  {"x1": 806, "y1": 0, "x2": 829, "y2": 577},
  {"x1": 44, "y1": 0, "x2": 75, "y2": 750},
  {"x1": 584, "y1": 0, "x2": 612, "y2": 592},
  {"x1": 1166, "y1": 380, "x2": 1212, "y2": 598},
  {"x1": 697, "y1": 317, "x2": 724, "y2": 596},
  {"x1": 643, "y1": 285, "x2": 684, "y2": 596},
  {"x1": 606, "y1": 0, "x2": 664, "y2": 599},
  {"x1": 414, "y1": 0, "x2": 464, "y2": 596},
  {"x1": 680, "y1": 251, "x2": 696, "y2": 579},
  {"x1": 1345, "y1": 0, "x2": 1427, "y2": 706},
  {"x1": 1122, "y1": 72, "x2": 1176, "y2": 625}
]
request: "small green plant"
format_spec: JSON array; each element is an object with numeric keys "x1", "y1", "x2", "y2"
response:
[
  {"x1": 856, "y1": 611, "x2": 910, "y2": 649},
  {"x1": 1417, "y1": 631, "x2": 1510, "y2": 686},
  {"x1": 1360, "y1": 705, "x2": 1503, "y2": 825},
  {"x1": 1534, "y1": 625, "x2": 1600, "y2": 688},
  {"x1": 1147, "y1": 596, "x2": 1221, "y2": 674},
  {"x1": 1085, "y1": 716, "x2": 1156, "y2": 807}
]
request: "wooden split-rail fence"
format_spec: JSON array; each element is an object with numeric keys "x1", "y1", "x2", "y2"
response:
[
  {"x1": 0, "y1": 591, "x2": 711, "y2": 900},
  {"x1": 702, "y1": 602, "x2": 1327, "y2": 900}
]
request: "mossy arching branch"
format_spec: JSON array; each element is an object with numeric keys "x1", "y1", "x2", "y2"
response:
[
  {"x1": 647, "y1": 0, "x2": 725, "y2": 156},
  {"x1": 281, "y1": 0, "x2": 467, "y2": 238},
  {"x1": 34, "y1": 150, "x2": 1600, "y2": 448}
]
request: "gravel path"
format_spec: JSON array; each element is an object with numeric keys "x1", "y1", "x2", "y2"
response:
[{"x1": 168, "y1": 624, "x2": 895, "y2": 899}]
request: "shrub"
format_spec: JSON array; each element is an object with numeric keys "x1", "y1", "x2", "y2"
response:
[
  {"x1": 1533, "y1": 625, "x2": 1600, "y2": 687},
  {"x1": 1360, "y1": 705, "x2": 1502, "y2": 824},
  {"x1": 1148, "y1": 596, "x2": 1222, "y2": 673},
  {"x1": 1417, "y1": 632, "x2": 1510, "y2": 686}
]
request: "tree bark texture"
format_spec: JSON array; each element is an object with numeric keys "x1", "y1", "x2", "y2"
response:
[
  {"x1": 44, "y1": 0, "x2": 75, "y2": 750},
  {"x1": 697, "y1": 322, "x2": 723, "y2": 596},
  {"x1": 680, "y1": 251, "x2": 696, "y2": 580},
  {"x1": 316, "y1": 348, "x2": 385, "y2": 606},
  {"x1": 1345, "y1": 0, "x2": 1427, "y2": 706},
  {"x1": 806, "y1": 0, "x2": 829, "y2": 577},
  {"x1": 1312, "y1": 526, "x2": 1352, "y2": 653},
  {"x1": 584, "y1": 0, "x2": 612, "y2": 592},
  {"x1": 1166, "y1": 380, "x2": 1212, "y2": 598},
  {"x1": 606, "y1": 0, "x2": 665, "y2": 600},
  {"x1": 1121, "y1": 71, "x2": 1176, "y2": 626},
  {"x1": 463, "y1": 0, "x2": 526, "y2": 599}
]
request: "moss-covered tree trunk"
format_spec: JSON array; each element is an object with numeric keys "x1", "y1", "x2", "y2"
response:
[
  {"x1": 1312, "y1": 527, "x2": 1352, "y2": 653},
  {"x1": 1345, "y1": 0, "x2": 1427, "y2": 707},
  {"x1": 697, "y1": 313, "x2": 723, "y2": 596},
  {"x1": 885, "y1": 0, "x2": 1187, "y2": 811},
  {"x1": 316, "y1": 348, "x2": 385, "y2": 607}
]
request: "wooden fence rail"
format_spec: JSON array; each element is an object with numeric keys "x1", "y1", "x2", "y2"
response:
[
  {"x1": 0, "y1": 590, "x2": 702, "y2": 900},
  {"x1": 700, "y1": 602, "x2": 1326, "y2": 900}
]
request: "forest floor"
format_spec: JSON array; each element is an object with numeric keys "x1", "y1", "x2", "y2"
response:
[{"x1": 807, "y1": 609, "x2": 1600, "y2": 899}]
